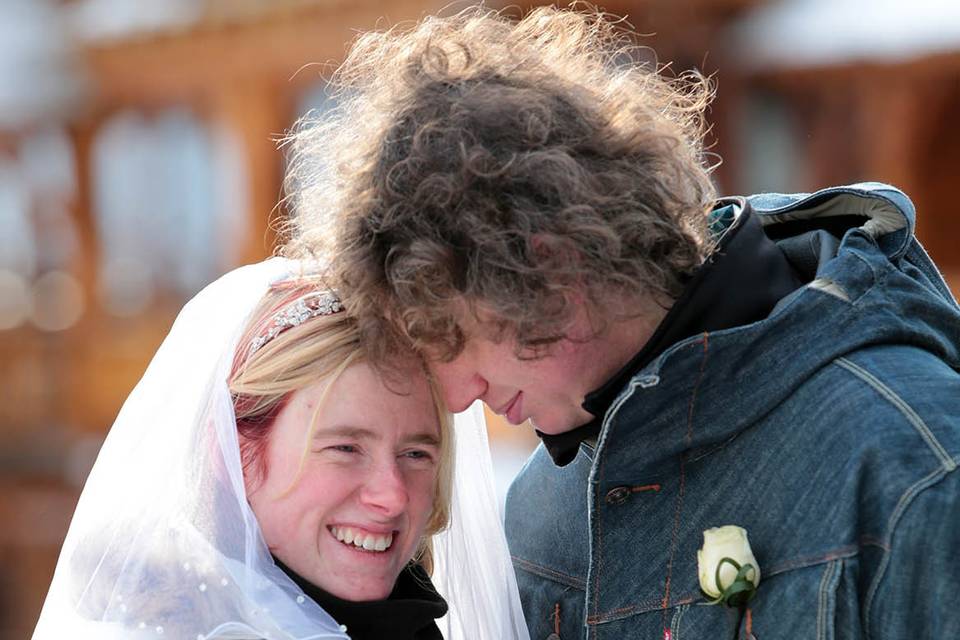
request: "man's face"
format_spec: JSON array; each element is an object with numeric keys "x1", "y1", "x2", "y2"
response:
[
  {"x1": 429, "y1": 304, "x2": 660, "y2": 435},
  {"x1": 246, "y1": 363, "x2": 441, "y2": 601}
]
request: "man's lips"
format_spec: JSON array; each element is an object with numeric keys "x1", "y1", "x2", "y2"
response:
[{"x1": 500, "y1": 391, "x2": 523, "y2": 425}]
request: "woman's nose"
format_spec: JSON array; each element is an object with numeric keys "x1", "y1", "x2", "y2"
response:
[{"x1": 359, "y1": 462, "x2": 410, "y2": 518}]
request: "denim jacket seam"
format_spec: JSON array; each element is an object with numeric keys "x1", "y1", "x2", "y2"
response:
[
  {"x1": 833, "y1": 357, "x2": 956, "y2": 470},
  {"x1": 512, "y1": 554, "x2": 587, "y2": 590},
  {"x1": 844, "y1": 245, "x2": 882, "y2": 306},
  {"x1": 902, "y1": 240, "x2": 960, "y2": 305},
  {"x1": 863, "y1": 465, "x2": 951, "y2": 639},
  {"x1": 590, "y1": 442, "x2": 608, "y2": 620},
  {"x1": 590, "y1": 373, "x2": 651, "y2": 620},
  {"x1": 669, "y1": 604, "x2": 689, "y2": 639},
  {"x1": 816, "y1": 559, "x2": 842, "y2": 640},
  {"x1": 831, "y1": 355, "x2": 956, "y2": 639},
  {"x1": 763, "y1": 544, "x2": 863, "y2": 579},
  {"x1": 585, "y1": 595, "x2": 700, "y2": 626}
]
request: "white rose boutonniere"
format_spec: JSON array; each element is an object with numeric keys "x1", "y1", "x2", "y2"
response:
[{"x1": 697, "y1": 525, "x2": 760, "y2": 607}]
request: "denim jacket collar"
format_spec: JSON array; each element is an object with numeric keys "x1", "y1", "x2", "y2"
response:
[{"x1": 592, "y1": 183, "x2": 960, "y2": 477}]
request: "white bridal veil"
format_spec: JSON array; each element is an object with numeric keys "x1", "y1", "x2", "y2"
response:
[{"x1": 33, "y1": 258, "x2": 529, "y2": 640}]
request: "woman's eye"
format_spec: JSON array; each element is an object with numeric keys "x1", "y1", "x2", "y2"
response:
[
  {"x1": 403, "y1": 449, "x2": 434, "y2": 462},
  {"x1": 329, "y1": 444, "x2": 358, "y2": 454}
]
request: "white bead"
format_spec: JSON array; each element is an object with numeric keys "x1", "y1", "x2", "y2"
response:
[{"x1": 198, "y1": 582, "x2": 207, "y2": 592}]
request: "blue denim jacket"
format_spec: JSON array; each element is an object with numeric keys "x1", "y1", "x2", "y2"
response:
[{"x1": 505, "y1": 184, "x2": 960, "y2": 640}]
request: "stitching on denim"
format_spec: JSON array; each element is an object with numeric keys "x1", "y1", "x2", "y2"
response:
[
  {"x1": 764, "y1": 545, "x2": 859, "y2": 577},
  {"x1": 685, "y1": 333, "x2": 709, "y2": 446},
  {"x1": 586, "y1": 596, "x2": 699, "y2": 625},
  {"x1": 585, "y1": 595, "x2": 700, "y2": 624},
  {"x1": 592, "y1": 442, "x2": 606, "y2": 620},
  {"x1": 660, "y1": 334, "x2": 708, "y2": 630},
  {"x1": 863, "y1": 466, "x2": 946, "y2": 639},
  {"x1": 511, "y1": 555, "x2": 587, "y2": 590},
  {"x1": 590, "y1": 604, "x2": 637, "y2": 620},
  {"x1": 834, "y1": 357, "x2": 956, "y2": 470},
  {"x1": 587, "y1": 366, "x2": 664, "y2": 624},
  {"x1": 670, "y1": 604, "x2": 688, "y2": 639},
  {"x1": 816, "y1": 559, "x2": 841, "y2": 640},
  {"x1": 662, "y1": 454, "x2": 686, "y2": 626},
  {"x1": 844, "y1": 247, "x2": 880, "y2": 305},
  {"x1": 905, "y1": 241, "x2": 960, "y2": 306},
  {"x1": 590, "y1": 370, "x2": 645, "y2": 622},
  {"x1": 687, "y1": 433, "x2": 740, "y2": 463}
]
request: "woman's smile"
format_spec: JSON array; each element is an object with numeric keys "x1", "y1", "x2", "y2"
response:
[{"x1": 328, "y1": 525, "x2": 396, "y2": 553}]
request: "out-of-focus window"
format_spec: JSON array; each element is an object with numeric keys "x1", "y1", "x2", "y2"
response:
[
  {"x1": 0, "y1": 127, "x2": 82, "y2": 332},
  {"x1": 92, "y1": 108, "x2": 231, "y2": 316},
  {"x1": 738, "y1": 89, "x2": 806, "y2": 194}
]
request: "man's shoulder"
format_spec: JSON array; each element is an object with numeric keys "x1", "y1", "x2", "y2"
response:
[{"x1": 812, "y1": 344, "x2": 960, "y2": 463}]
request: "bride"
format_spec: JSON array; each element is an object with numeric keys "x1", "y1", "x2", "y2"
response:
[{"x1": 33, "y1": 258, "x2": 529, "y2": 640}]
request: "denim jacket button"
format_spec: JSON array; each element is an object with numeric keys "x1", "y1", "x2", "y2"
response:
[{"x1": 605, "y1": 486, "x2": 631, "y2": 505}]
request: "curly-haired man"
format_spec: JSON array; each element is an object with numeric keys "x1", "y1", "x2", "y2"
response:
[{"x1": 285, "y1": 7, "x2": 960, "y2": 639}]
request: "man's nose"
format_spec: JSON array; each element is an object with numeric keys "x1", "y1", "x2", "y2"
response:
[
  {"x1": 359, "y1": 462, "x2": 410, "y2": 518},
  {"x1": 430, "y1": 360, "x2": 488, "y2": 413}
]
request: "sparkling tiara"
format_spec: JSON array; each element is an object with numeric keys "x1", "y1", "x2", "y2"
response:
[{"x1": 248, "y1": 290, "x2": 343, "y2": 355}]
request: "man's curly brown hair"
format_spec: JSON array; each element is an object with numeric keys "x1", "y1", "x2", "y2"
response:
[{"x1": 282, "y1": 5, "x2": 717, "y2": 364}]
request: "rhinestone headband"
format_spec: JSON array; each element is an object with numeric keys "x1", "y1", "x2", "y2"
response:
[{"x1": 248, "y1": 290, "x2": 343, "y2": 355}]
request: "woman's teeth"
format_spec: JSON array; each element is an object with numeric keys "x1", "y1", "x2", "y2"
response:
[{"x1": 330, "y1": 526, "x2": 393, "y2": 552}]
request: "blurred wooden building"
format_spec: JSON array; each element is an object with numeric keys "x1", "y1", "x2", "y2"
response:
[
  {"x1": 0, "y1": 1, "x2": 455, "y2": 635},
  {"x1": 721, "y1": 0, "x2": 960, "y2": 290}
]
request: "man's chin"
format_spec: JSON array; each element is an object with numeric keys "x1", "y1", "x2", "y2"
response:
[{"x1": 529, "y1": 414, "x2": 590, "y2": 436}]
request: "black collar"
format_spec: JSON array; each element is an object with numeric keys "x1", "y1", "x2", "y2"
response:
[
  {"x1": 538, "y1": 199, "x2": 803, "y2": 466},
  {"x1": 275, "y1": 559, "x2": 447, "y2": 640}
]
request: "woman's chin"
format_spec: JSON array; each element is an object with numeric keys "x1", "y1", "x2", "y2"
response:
[{"x1": 326, "y1": 579, "x2": 395, "y2": 602}]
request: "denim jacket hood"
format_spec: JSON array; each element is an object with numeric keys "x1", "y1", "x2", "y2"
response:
[
  {"x1": 505, "y1": 182, "x2": 960, "y2": 639},
  {"x1": 600, "y1": 182, "x2": 960, "y2": 475}
]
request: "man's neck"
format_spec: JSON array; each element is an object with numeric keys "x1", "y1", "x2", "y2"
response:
[{"x1": 589, "y1": 297, "x2": 672, "y2": 386}]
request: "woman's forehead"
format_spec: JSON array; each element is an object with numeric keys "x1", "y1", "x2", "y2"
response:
[{"x1": 290, "y1": 362, "x2": 440, "y2": 436}]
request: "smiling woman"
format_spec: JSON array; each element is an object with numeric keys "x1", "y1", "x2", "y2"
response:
[
  {"x1": 229, "y1": 281, "x2": 452, "y2": 614},
  {"x1": 32, "y1": 259, "x2": 527, "y2": 640}
]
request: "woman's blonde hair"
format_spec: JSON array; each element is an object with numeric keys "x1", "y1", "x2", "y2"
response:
[{"x1": 228, "y1": 280, "x2": 453, "y2": 572}]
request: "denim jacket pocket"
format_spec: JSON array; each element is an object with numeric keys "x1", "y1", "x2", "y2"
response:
[
  {"x1": 513, "y1": 556, "x2": 587, "y2": 640},
  {"x1": 740, "y1": 557, "x2": 864, "y2": 640}
]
